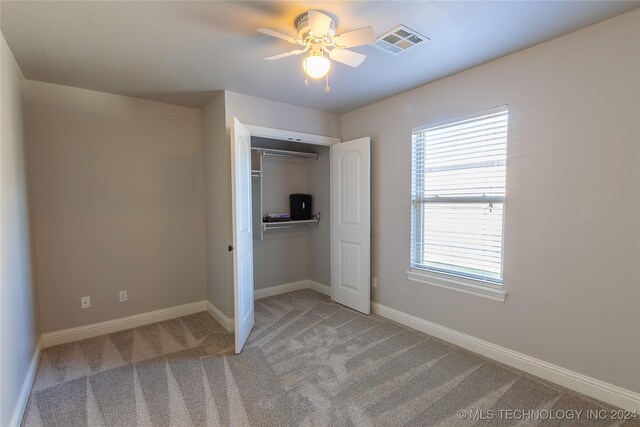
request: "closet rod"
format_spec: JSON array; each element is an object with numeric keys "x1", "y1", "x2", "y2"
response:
[{"x1": 260, "y1": 148, "x2": 319, "y2": 160}]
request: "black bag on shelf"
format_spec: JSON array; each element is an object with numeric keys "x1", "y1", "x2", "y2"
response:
[{"x1": 290, "y1": 194, "x2": 312, "y2": 220}]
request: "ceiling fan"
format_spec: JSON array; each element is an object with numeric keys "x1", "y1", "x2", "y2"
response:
[{"x1": 258, "y1": 10, "x2": 375, "y2": 91}]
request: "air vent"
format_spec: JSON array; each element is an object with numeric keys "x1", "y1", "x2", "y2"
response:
[{"x1": 373, "y1": 25, "x2": 428, "y2": 55}]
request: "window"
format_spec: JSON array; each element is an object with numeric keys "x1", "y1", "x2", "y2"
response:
[{"x1": 409, "y1": 106, "x2": 508, "y2": 299}]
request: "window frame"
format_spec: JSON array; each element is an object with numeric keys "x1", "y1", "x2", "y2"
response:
[{"x1": 408, "y1": 105, "x2": 508, "y2": 302}]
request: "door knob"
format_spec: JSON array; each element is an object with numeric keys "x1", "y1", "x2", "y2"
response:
[{"x1": 228, "y1": 245, "x2": 234, "y2": 252}]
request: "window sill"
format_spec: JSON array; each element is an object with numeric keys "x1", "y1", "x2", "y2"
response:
[{"x1": 406, "y1": 269, "x2": 507, "y2": 302}]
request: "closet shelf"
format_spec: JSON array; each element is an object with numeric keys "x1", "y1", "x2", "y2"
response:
[
  {"x1": 262, "y1": 219, "x2": 319, "y2": 231},
  {"x1": 253, "y1": 147, "x2": 319, "y2": 161}
]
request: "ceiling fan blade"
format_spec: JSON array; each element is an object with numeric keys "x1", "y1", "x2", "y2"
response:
[
  {"x1": 333, "y1": 26, "x2": 375, "y2": 48},
  {"x1": 258, "y1": 28, "x2": 300, "y2": 45},
  {"x1": 265, "y1": 49, "x2": 306, "y2": 61},
  {"x1": 308, "y1": 10, "x2": 333, "y2": 37},
  {"x1": 329, "y1": 49, "x2": 367, "y2": 67}
]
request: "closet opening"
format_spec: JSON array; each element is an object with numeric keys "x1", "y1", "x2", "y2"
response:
[
  {"x1": 231, "y1": 117, "x2": 370, "y2": 353},
  {"x1": 250, "y1": 136, "x2": 331, "y2": 294}
]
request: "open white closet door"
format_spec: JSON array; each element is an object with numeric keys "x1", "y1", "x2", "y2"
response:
[
  {"x1": 231, "y1": 117, "x2": 255, "y2": 353},
  {"x1": 331, "y1": 137, "x2": 371, "y2": 314}
]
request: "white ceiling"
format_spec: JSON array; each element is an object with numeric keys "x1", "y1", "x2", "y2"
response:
[{"x1": 2, "y1": 1, "x2": 638, "y2": 113}]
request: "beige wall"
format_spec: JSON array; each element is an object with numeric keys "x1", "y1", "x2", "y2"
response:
[
  {"x1": 202, "y1": 92, "x2": 231, "y2": 317},
  {"x1": 202, "y1": 90, "x2": 339, "y2": 317},
  {"x1": 26, "y1": 81, "x2": 206, "y2": 333},
  {"x1": 224, "y1": 91, "x2": 341, "y2": 138},
  {"x1": 0, "y1": 35, "x2": 40, "y2": 426},
  {"x1": 308, "y1": 144, "x2": 331, "y2": 287},
  {"x1": 340, "y1": 10, "x2": 640, "y2": 393}
]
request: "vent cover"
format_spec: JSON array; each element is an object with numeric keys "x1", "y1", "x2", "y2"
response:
[{"x1": 373, "y1": 25, "x2": 428, "y2": 55}]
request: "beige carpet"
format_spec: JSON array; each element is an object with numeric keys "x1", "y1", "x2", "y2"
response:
[{"x1": 22, "y1": 289, "x2": 638, "y2": 426}]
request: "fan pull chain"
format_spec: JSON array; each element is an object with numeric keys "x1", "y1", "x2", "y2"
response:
[
  {"x1": 305, "y1": 75, "x2": 309, "y2": 86},
  {"x1": 325, "y1": 73, "x2": 330, "y2": 93}
]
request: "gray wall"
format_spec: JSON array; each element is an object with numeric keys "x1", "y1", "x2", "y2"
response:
[
  {"x1": 340, "y1": 10, "x2": 640, "y2": 393},
  {"x1": 202, "y1": 92, "x2": 232, "y2": 318},
  {"x1": 26, "y1": 81, "x2": 206, "y2": 333},
  {"x1": 202, "y1": 90, "x2": 340, "y2": 317},
  {"x1": 0, "y1": 34, "x2": 40, "y2": 427},
  {"x1": 308, "y1": 145, "x2": 331, "y2": 287}
]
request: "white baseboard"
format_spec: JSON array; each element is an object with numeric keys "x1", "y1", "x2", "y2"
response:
[
  {"x1": 372, "y1": 302, "x2": 640, "y2": 412},
  {"x1": 253, "y1": 279, "x2": 332, "y2": 299},
  {"x1": 42, "y1": 300, "x2": 208, "y2": 347},
  {"x1": 254, "y1": 280, "x2": 310, "y2": 299},
  {"x1": 206, "y1": 301, "x2": 234, "y2": 332},
  {"x1": 34, "y1": 283, "x2": 636, "y2": 412},
  {"x1": 307, "y1": 280, "x2": 331, "y2": 296},
  {"x1": 39, "y1": 279, "x2": 331, "y2": 347},
  {"x1": 9, "y1": 337, "x2": 43, "y2": 427}
]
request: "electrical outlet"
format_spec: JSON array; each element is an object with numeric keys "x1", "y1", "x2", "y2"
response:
[
  {"x1": 119, "y1": 290, "x2": 127, "y2": 302},
  {"x1": 372, "y1": 277, "x2": 378, "y2": 289},
  {"x1": 81, "y1": 296, "x2": 91, "y2": 309}
]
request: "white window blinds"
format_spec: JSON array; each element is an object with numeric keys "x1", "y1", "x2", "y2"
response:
[{"x1": 411, "y1": 107, "x2": 508, "y2": 284}]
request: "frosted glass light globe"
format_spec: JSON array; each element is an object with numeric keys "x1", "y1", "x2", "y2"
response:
[{"x1": 303, "y1": 55, "x2": 331, "y2": 79}]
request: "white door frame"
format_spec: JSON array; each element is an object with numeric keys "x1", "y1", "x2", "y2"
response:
[{"x1": 245, "y1": 124, "x2": 341, "y2": 147}]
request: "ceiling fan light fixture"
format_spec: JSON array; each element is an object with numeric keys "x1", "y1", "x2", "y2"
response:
[
  {"x1": 260, "y1": 9, "x2": 375, "y2": 87},
  {"x1": 303, "y1": 53, "x2": 331, "y2": 79}
]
